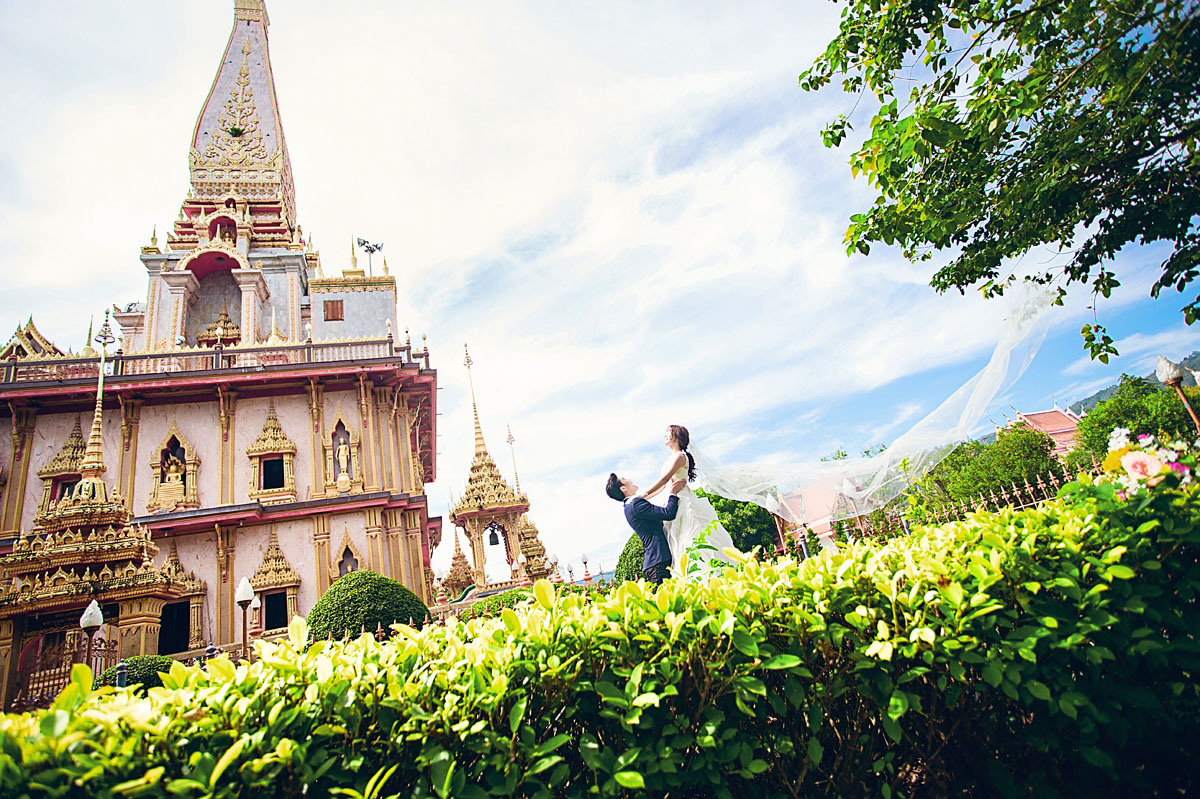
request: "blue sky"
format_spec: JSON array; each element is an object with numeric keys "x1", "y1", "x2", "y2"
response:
[{"x1": 0, "y1": 0, "x2": 1189, "y2": 576}]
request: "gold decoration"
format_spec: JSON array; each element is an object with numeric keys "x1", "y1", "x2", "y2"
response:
[
  {"x1": 202, "y1": 38, "x2": 270, "y2": 167},
  {"x1": 37, "y1": 419, "x2": 84, "y2": 480},
  {"x1": 196, "y1": 305, "x2": 242, "y2": 346},
  {"x1": 247, "y1": 402, "x2": 297, "y2": 504},
  {"x1": 250, "y1": 528, "x2": 300, "y2": 590},
  {"x1": 160, "y1": 540, "x2": 206, "y2": 597},
  {"x1": 146, "y1": 422, "x2": 201, "y2": 514},
  {"x1": 0, "y1": 317, "x2": 63, "y2": 361},
  {"x1": 308, "y1": 275, "x2": 396, "y2": 294}
]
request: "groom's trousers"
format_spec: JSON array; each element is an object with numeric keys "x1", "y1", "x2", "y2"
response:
[{"x1": 643, "y1": 562, "x2": 669, "y2": 586}]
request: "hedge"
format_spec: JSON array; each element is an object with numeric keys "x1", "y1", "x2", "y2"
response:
[
  {"x1": 613, "y1": 534, "x2": 644, "y2": 584},
  {"x1": 305, "y1": 569, "x2": 429, "y2": 640},
  {"x1": 96, "y1": 655, "x2": 176, "y2": 692},
  {"x1": 1, "y1": 474, "x2": 1197, "y2": 797}
]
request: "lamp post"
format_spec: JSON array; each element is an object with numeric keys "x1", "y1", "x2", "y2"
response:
[
  {"x1": 249, "y1": 594, "x2": 262, "y2": 640},
  {"x1": 79, "y1": 600, "x2": 103, "y2": 672},
  {"x1": 1157, "y1": 356, "x2": 1200, "y2": 436},
  {"x1": 356, "y1": 238, "x2": 383, "y2": 275},
  {"x1": 235, "y1": 577, "x2": 255, "y2": 661}
]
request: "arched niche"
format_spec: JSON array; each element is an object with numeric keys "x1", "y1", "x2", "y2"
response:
[
  {"x1": 146, "y1": 421, "x2": 201, "y2": 513},
  {"x1": 322, "y1": 408, "x2": 363, "y2": 496},
  {"x1": 331, "y1": 529, "x2": 366, "y2": 581}
]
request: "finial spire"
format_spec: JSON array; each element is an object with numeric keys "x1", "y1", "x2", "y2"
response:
[
  {"x1": 77, "y1": 311, "x2": 116, "y2": 486},
  {"x1": 507, "y1": 425, "x2": 520, "y2": 494},
  {"x1": 464, "y1": 343, "x2": 487, "y2": 457},
  {"x1": 150, "y1": 225, "x2": 158, "y2": 249},
  {"x1": 350, "y1": 238, "x2": 358, "y2": 270}
]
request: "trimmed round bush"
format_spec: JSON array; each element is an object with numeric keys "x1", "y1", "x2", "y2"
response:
[
  {"x1": 457, "y1": 588, "x2": 533, "y2": 622},
  {"x1": 97, "y1": 654, "x2": 175, "y2": 692},
  {"x1": 306, "y1": 569, "x2": 429, "y2": 640},
  {"x1": 613, "y1": 534, "x2": 644, "y2": 584}
]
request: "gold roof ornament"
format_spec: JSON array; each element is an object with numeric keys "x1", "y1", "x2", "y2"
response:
[
  {"x1": 450, "y1": 345, "x2": 525, "y2": 518},
  {"x1": 0, "y1": 317, "x2": 63, "y2": 361},
  {"x1": 196, "y1": 304, "x2": 242, "y2": 346},
  {"x1": 160, "y1": 540, "x2": 207, "y2": 596},
  {"x1": 250, "y1": 528, "x2": 301, "y2": 590},
  {"x1": 246, "y1": 401, "x2": 296, "y2": 456},
  {"x1": 442, "y1": 528, "x2": 474, "y2": 597},
  {"x1": 78, "y1": 318, "x2": 98, "y2": 359},
  {"x1": 264, "y1": 307, "x2": 287, "y2": 345},
  {"x1": 37, "y1": 418, "x2": 85, "y2": 479}
]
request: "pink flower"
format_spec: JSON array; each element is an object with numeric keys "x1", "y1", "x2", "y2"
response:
[
  {"x1": 1167, "y1": 461, "x2": 1190, "y2": 477},
  {"x1": 1121, "y1": 451, "x2": 1166, "y2": 484}
]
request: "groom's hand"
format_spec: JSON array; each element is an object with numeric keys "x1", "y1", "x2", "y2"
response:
[{"x1": 669, "y1": 479, "x2": 687, "y2": 495}]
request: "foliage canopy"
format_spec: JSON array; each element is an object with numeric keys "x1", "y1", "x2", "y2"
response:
[
  {"x1": 1070, "y1": 375, "x2": 1199, "y2": 462},
  {"x1": 913, "y1": 423, "x2": 1064, "y2": 505},
  {"x1": 3, "y1": 474, "x2": 1197, "y2": 797},
  {"x1": 802, "y1": 0, "x2": 1200, "y2": 359}
]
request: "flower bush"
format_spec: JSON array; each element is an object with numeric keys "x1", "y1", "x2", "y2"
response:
[
  {"x1": 1, "y1": 471, "x2": 1197, "y2": 798},
  {"x1": 1101, "y1": 427, "x2": 1195, "y2": 495}
]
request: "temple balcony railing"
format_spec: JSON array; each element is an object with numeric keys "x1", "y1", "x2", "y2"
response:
[{"x1": 0, "y1": 337, "x2": 431, "y2": 385}]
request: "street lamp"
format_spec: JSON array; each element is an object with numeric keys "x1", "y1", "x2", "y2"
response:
[
  {"x1": 235, "y1": 577, "x2": 255, "y2": 661},
  {"x1": 249, "y1": 594, "x2": 262, "y2": 640},
  {"x1": 79, "y1": 600, "x2": 103, "y2": 672},
  {"x1": 1157, "y1": 356, "x2": 1200, "y2": 436}
]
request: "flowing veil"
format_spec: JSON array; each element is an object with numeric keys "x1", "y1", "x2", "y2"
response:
[{"x1": 690, "y1": 282, "x2": 1057, "y2": 529}]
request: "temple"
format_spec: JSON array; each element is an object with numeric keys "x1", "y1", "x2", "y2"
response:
[
  {"x1": 0, "y1": 0, "x2": 439, "y2": 708},
  {"x1": 445, "y1": 346, "x2": 550, "y2": 596}
]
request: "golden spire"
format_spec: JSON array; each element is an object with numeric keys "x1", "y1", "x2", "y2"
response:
[
  {"x1": 506, "y1": 425, "x2": 521, "y2": 494},
  {"x1": 464, "y1": 343, "x2": 487, "y2": 457},
  {"x1": 78, "y1": 318, "x2": 98, "y2": 359},
  {"x1": 382, "y1": 256, "x2": 390, "y2": 276},
  {"x1": 151, "y1": 225, "x2": 158, "y2": 249},
  {"x1": 350, "y1": 238, "x2": 358, "y2": 269},
  {"x1": 75, "y1": 312, "x2": 115, "y2": 499}
]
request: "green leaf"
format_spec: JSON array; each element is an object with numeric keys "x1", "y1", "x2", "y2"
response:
[
  {"x1": 209, "y1": 737, "x2": 246, "y2": 787},
  {"x1": 532, "y1": 734, "x2": 571, "y2": 757},
  {"x1": 807, "y1": 736, "x2": 824, "y2": 767},
  {"x1": 614, "y1": 772, "x2": 645, "y2": 789},
  {"x1": 762, "y1": 654, "x2": 802, "y2": 670},
  {"x1": 1026, "y1": 680, "x2": 1051, "y2": 701},
  {"x1": 509, "y1": 697, "x2": 527, "y2": 734},
  {"x1": 533, "y1": 579, "x2": 555, "y2": 609},
  {"x1": 731, "y1": 629, "x2": 759, "y2": 657}
]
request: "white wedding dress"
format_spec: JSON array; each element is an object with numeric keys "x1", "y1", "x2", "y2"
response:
[{"x1": 658, "y1": 455, "x2": 738, "y2": 576}]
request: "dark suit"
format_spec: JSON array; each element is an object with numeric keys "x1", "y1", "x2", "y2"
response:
[{"x1": 623, "y1": 495, "x2": 678, "y2": 584}]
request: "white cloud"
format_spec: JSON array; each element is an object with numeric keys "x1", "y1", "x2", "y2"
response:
[{"x1": 0, "y1": 1, "x2": 1179, "y2": 580}]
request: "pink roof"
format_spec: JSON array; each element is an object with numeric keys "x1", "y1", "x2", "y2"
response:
[{"x1": 1016, "y1": 408, "x2": 1081, "y2": 456}]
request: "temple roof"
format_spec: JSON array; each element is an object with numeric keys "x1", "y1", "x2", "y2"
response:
[
  {"x1": 188, "y1": 0, "x2": 296, "y2": 224},
  {"x1": 450, "y1": 346, "x2": 526, "y2": 519},
  {"x1": 0, "y1": 318, "x2": 63, "y2": 361},
  {"x1": 442, "y1": 529, "x2": 474, "y2": 595}
]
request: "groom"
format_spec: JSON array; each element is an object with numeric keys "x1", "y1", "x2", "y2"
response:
[{"x1": 606, "y1": 473, "x2": 686, "y2": 585}]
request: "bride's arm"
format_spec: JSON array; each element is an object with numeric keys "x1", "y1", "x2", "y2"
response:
[{"x1": 639, "y1": 452, "x2": 687, "y2": 499}]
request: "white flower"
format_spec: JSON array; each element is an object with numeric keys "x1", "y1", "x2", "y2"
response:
[{"x1": 1108, "y1": 427, "x2": 1131, "y2": 452}]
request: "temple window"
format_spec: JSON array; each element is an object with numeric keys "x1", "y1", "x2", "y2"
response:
[
  {"x1": 247, "y1": 403, "x2": 297, "y2": 504},
  {"x1": 338, "y1": 546, "x2": 358, "y2": 577},
  {"x1": 263, "y1": 590, "x2": 288, "y2": 631},
  {"x1": 323, "y1": 300, "x2": 344, "y2": 322},
  {"x1": 249, "y1": 529, "x2": 301, "y2": 629},
  {"x1": 34, "y1": 418, "x2": 85, "y2": 524},
  {"x1": 261, "y1": 457, "x2": 285, "y2": 490}
]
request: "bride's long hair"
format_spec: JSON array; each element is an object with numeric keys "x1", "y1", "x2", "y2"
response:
[{"x1": 669, "y1": 425, "x2": 697, "y2": 481}]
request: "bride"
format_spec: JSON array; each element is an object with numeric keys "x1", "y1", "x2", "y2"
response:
[{"x1": 637, "y1": 425, "x2": 737, "y2": 575}]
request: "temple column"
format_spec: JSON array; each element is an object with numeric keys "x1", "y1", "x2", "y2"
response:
[
  {"x1": 0, "y1": 617, "x2": 23, "y2": 710},
  {"x1": 312, "y1": 514, "x2": 331, "y2": 595},
  {"x1": 188, "y1": 595, "x2": 205, "y2": 649},
  {"x1": 364, "y1": 507, "x2": 384, "y2": 574},
  {"x1": 2, "y1": 406, "x2": 37, "y2": 533},
  {"x1": 217, "y1": 388, "x2": 238, "y2": 505},
  {"x1": 160, "y1": 272, "x2": 199, "y2": 346},
  {"x1": 385, "y1": 510, "x2": 406, "y2": 587},
  {"x1": 358, "y1": 377, "x2": 380, "y2": 492},
  {"x1": 375, "y1": 387, "x2": 396, "y2": 491},
  {"x1": 232, "y1": 269, "x2": 269, "y2": 346},
  {"x1": 117, "y1": 397, "x2": 143, "y2": 510},
  {"x1": 214, "y1": 524, "x2": 237, "y2": 645},
  {"x1": 117, "y1": 597, "x2": 166, "y2": 658},
  {"x1": 307, "y1": 380, "x2": 325, "y2": 499}
]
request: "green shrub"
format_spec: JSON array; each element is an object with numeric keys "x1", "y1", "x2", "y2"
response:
[
  {"x1": 457, "y1": 588, "x2": 533, "y2": 622},
  {"x1": 306, "y1": 569, "x2": 428, "y2": 640},
  {"x1": 96, "y1": 655, "x2": 175, "y2": 692},
  {"x1": 2, "y1": 475, "x2": 1197, "y2": 798},
  {"x1": 612, "y1": 533, "x2": 644, "y2": 584}
]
